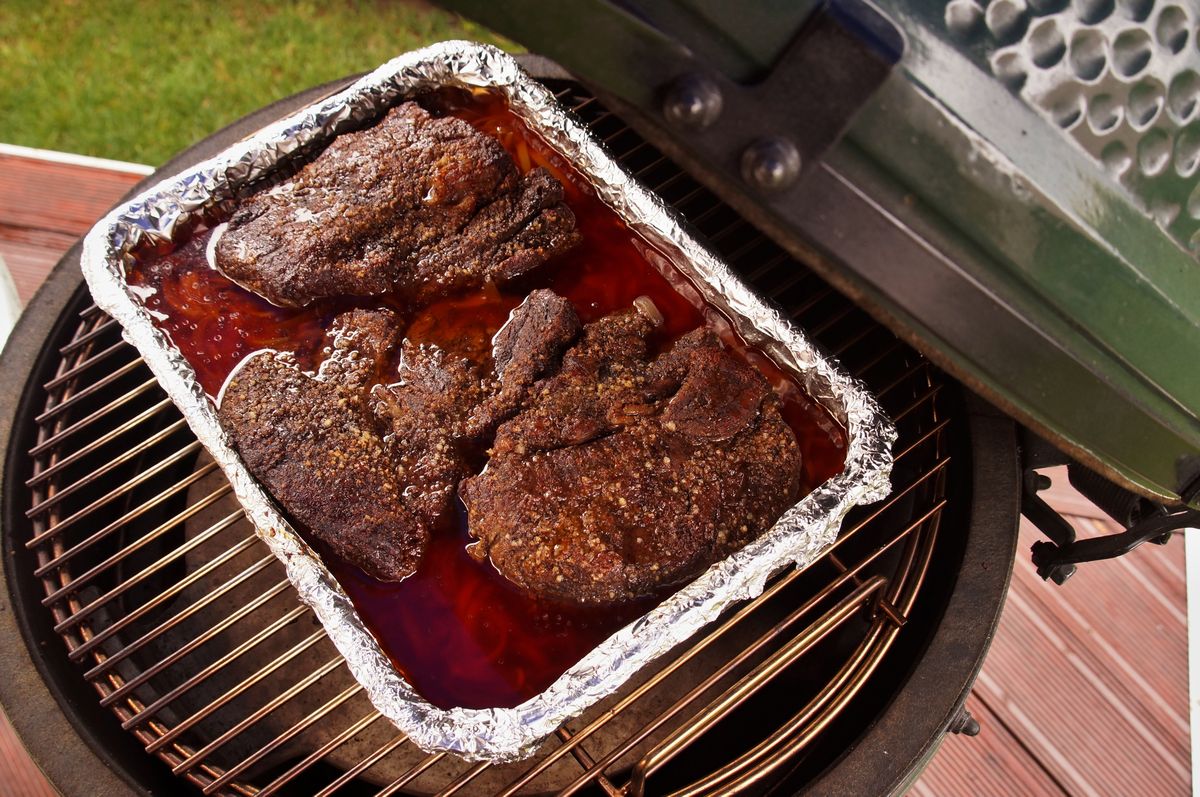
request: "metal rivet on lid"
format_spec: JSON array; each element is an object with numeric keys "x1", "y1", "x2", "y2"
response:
[
  {"x1": 661, "y1": 74, "x2": 723, "y2": 130},
  {"x1": 740, "y1": 138, "x2": 802, "y2": 193}
]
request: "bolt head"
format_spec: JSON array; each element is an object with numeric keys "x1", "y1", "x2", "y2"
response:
[
  {"x1": 741, "y1": 137, "x2": 802, "y2": 192},
  {"x1": 662, "y1": 74, "x2": 723, "y2": 130}
]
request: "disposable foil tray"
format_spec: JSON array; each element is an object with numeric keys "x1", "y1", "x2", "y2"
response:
[{"x1": 80, "y1": 41, "x2": 896, "y2": 762}]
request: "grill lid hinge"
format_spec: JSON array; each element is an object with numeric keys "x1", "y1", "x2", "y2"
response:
[{"x1": 1020, "y1": 431, "x2": 1197, "y2": 584}]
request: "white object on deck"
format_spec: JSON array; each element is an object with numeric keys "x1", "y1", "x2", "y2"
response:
[{"x1": 0, "y1": 254, "x2": 23, "y2": 354}]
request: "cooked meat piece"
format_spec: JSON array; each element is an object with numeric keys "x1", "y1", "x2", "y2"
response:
[
  {"x1": 218, "y1": 309, "x2": 473, "y2": 582},
  {"x1": 649, "y1": 330, "x2": 771, "y2": 441},
  {"x1": 460, "y1": 317, "x2": 803, "y2": 605},
  {"x1": 466, "y1": 289, "x2": 581, "y2": 437},
  {"x1": 380, "y1": 341, "x2": 487, "y2": 434},
  {"x1": 492, "y1": 289, "x2": 581, "y2": 381},
  {"x1": 484, "y1": 307, "x2": 658, "y2": 453},
  {"x1": 213, "y1": 102, "x2": 581, "y2": 307}
]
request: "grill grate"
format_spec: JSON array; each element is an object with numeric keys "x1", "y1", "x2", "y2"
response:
[{"x1": 21, "y1": 81, "x2": 953, "y2": 796}]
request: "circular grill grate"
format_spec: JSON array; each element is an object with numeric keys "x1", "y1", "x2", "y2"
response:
[{"x1": 20, "y1": 81, "x2": 956, "y2": 796}]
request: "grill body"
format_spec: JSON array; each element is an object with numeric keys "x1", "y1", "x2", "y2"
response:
[{"x1": 0, "y1": 65, "x2": 1019, "y2": 795}]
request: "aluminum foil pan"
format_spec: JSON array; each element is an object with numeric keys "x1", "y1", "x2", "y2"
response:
[{"x1": 80, "y1": 41, "x2": 896, "y2": 762}]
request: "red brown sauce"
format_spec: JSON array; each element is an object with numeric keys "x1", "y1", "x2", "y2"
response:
[{"x1": 126, "y1": 88, "x2": 847, "y2": 710}]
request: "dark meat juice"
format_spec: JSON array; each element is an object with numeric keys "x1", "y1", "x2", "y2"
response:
[{"x1": 127, "y1": 89, "x2": 846, "y2": 710}]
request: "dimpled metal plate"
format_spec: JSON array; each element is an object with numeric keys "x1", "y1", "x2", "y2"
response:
[{"x1": 943, "y1": 0, "x2": 1200, "y2": 251}]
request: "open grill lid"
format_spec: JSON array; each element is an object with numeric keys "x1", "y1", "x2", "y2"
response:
[{"x1": 440, "y1": 0, "x2": 1200, "y2": 510}]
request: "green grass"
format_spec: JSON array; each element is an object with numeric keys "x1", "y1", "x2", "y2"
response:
[{"x1": 0, "y1": 0, "x2": 512, "y2": 165}]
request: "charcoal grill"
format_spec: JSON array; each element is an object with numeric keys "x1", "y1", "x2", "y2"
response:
[{"x1": 0, "y1": 63, "x2": 1018, "y2": 795}]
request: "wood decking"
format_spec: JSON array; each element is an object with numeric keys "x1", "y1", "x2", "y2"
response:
[{"x1": 0, "y1": 149, "x2": 1189, "y2": 796}]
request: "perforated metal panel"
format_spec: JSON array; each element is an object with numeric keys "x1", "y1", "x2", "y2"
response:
[{"x1": 941, "y1": 0, "x2": 1200, "y2": 248}]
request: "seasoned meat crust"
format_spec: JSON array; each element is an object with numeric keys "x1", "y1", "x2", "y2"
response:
[
  {"x1": 219, "y1": 291, "x2": 800, "y2": 599},
  {"x1": 465, "y1": 289, "x2": 581, "y2": 438},
  {"x1": 217, "y1": 309, "x2": 432, "y2": 581},
  {"x1": 218, "y1": 296, "x2": 580, "y2": 582},
  {"x1": 460, "y1": 311, "x2": 803, "y2": 605},
  {"x1": 214, "y1": 102, "x2": 581, "y2": 307}
]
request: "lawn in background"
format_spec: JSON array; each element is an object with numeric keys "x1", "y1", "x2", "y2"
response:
[{"x1": 0, "y1": 0, "x2": 511, "y2": 165}]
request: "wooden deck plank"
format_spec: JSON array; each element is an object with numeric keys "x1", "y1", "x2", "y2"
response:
[
  {"x1": 0, "y1": 708, "x2": 55, "y2": 797},
  {"x1": 912, "y1": 508, "x2": 1190, "y2": 796},
  {"x1": 1014, "y1": 523, "x2": 1189, "y2": 739},
  {"x1": 1037, "y1": 467, "x2": 1112, "y2": 522},
  {"x1": 0, "y1": 224, "x2": 79, "y2": 303},
  {"x1": 0, "y1": 150, "x2": 140, "y2": 304},
  {"x1": 0, "y1": 153, "x2": 142, "y2": 238},
  {"x1": 911, "y1": 694, "x2": 1069, "y2": 797}
]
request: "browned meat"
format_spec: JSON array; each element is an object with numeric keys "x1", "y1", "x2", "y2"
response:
[
  {"x1": 218, "y1": 309, "x2": 427, "y2": 581},
  {"x1": 219, "y1": 309, "x2": 481, "y2": 581},
  {"x1": 218, "y1": 295, "x2": 583, "y2": 581},
  {"x1": 465, "y1": 289, "x2": 581, "y2": 437},
  {"x1": 460, "y1": 316, "x2": 803, "y2": 605},
  {"x1": 213, "y1": 102, "x2": 580, "y2": 307}
]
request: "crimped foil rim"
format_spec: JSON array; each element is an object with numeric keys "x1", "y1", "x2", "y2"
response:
[{"x1": 80, "y1": 41, "x2": 895, "y2": 762}]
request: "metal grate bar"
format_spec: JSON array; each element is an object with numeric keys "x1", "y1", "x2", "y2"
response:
[
  {"x1": 29, "y1": 377, "x2": 161, "y2": 457},
  {"x1": 58, "y1": 316, "x2": 119, "y2": 357},
  {"x1": 146, "y1": 628, "x2": 330, "y2": 754},
  {"x1": 54, "y1": 517, "x2": 250, "y2": 633},
  {"x1": 893, "y1": 384, "x2": 944, "y2": 423},
  {"x1": 631, "y1": 153, "x2": 670, "y2": 179},
  {"x1": 555, "y1": 727, "x2": 623, "y2": 797},
  {"x1": 35, "y1": 357, "x2": 146, "y2": 424},
  {"x1": 25, "y1": 411, "x2": 185, "y2": 489},
  {"x1": 805, "y1": 303, "x2": 858, "y2": 339},
  {"x1": 662, "y1": 622, "x2": 891, "y2": 797},
  {"x1": 741, "y1": 251, "x2": 792, "y2": 282},
  {"x1": 171, "y1": 655, "x2": 347, "y2": 773},
  {"x1": 123, "y1": 599, "x2": 310, "y2": 730},
  {"x1": 828, "y1": 322, "x2": 881, "y2": 359},
  {"x1": 42, "y1": 340, "x2": 130, "y2": 391},
  {"x1": 628, "y1": 579, "x2": 892, "y2": 796},
  {"x1": 31, "y1": 459, "x2": 215, "y2": 558},
  {"x1": 27, "y1": 423, "x2": 192, "y2": 510},
  {"x1": 845, "y1": 338, "x2": 907, "y2": 380},
  {"x1": 558, "y1": 577, "x2": 889, "y2": 797},
  {"x1": 91, "y1": 578, "x2": 292, "y2": 707},
  {"x1": 198, "y1": 683, "x2": 365, "y2": 792},
  {"x1": 78, "y1": 565, "x2": 283, "y2": 669},
  {"x1": 312, "y1": 733, "x2": 409, "y2": 797},
  {"x1": 375, "y1": 752, "x2": 447, "y2": 797},
  {"x1": 436, "y1": 761, "x2": 490, "y2": 797},
  {"x1": 39, "y1": 476, "x2": 225, "y2": 600},
  {"x1": 781, "y1": 283, "x2": 835, "y2": 316},
  {"x1": 38, "y1": 472, "x2": 224, "y2": 581},
  {"x1": 27, "y1": 439, "x2": 205, "y2": 532},
  {"x1": 256, "y1": 711, "x2": 384, "y2": 797}
]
